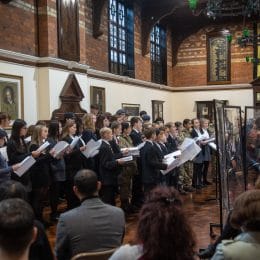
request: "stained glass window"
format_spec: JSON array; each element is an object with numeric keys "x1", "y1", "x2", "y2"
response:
[
  {"x1": 150, "y1": 25, "x2": 167, "y2": 84},
  {"x1": 108, "y1": 0, "x2": 134, "y2": 77}
]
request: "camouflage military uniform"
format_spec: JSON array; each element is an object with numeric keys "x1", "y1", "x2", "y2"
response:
[
  {"x1": 178, "y1": 128, "x2": 193, "y2": 189},
  {"x1": 118, "y1": 135, "x2": 138, "y2": 210}
]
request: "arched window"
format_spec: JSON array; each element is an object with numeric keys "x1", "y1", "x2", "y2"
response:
[
  {"x1": 108, "y1": 0, "x2": 135, "y2": 77},
  {"x1": 150, "y1": 25, "x2": 167, "y2": 85}
]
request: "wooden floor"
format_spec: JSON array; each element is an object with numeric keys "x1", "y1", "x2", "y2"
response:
[{"x1": 45, "y1": 183, "x2": 221, "y2": 253}]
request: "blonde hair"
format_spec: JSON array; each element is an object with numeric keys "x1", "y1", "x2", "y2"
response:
[
  {"x1": 30, "y1": 125, "x2": 46, "y2": 146},
  {"x1": 100, "y1": 127, "x2": 112, "y2": 139},
  {"x1": 82, "y1": 113, "x2": 95, "y2": 131}
]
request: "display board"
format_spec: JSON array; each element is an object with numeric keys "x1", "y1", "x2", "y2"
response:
[
  {"x1": 223, "y1": 106, "x2": 245, "y2": 210},
  {"x1": 244, "y1": 107, "x2": 260, "y2": 188}
]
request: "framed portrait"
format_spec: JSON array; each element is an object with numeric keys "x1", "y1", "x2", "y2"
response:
[
  {"x1": 0, "y1": 73, "x2": 24, "y2": 121},
  {"x1": 152, "y1": 100, "x2": 164, "y2": 122},
  {"x1": 90, "y1": 86, "x2": 106, "y2": 113},
  {"x1": 122, "y1": 103, "x2": 140, "y2": 116},
  {"x1": 207, "y1": 30, "x2": 231, "y2": 85},
  {"x1": 256, "y1": 92, "x2": 260, "y2": 102}
]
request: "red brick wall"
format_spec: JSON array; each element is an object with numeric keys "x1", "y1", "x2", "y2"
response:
[
  {"x1": 0, "y1": 1, "x2": 254, "y2": 87},
  {"x1": 0, "y1": 0, "x2": 38, "y2": 55},
  {"x1": 134, "y1": 4, "x2": 151, "y2": 82},
  {"x1": 172, "y1": 23, "x2": 254, "y2": 86},
  {"x1": 85, "y1": 0, "x2": 109, "y2": 71}
]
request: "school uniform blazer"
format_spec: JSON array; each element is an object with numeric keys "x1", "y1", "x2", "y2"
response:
[
  {"x1": 109, "y1": 138, "x2": 123, "y2": 159},
  {"x1": 191, "y1": 128, "x2": 204, "y2": 164},
  {"x1": 140, "y1": 141, "x2": 167, "y2": 185},
  {"x1": 98, "y1": 141, "x2": 121, "y2": 186},
  {"x1": 130, "y1": 130, "x2": 142, "y2": 146},
  {"x1": 81, "y1": 130, "x2": 98, "y2": 171},
  {"x1": 7, "y1": 138, "x2": 31, "y2": 186},
  {"x1": 166, "y1": 135, "x2": 178, "y2": 153},
  {"x1": 29, "y1": 143, "x2": 53, "y2": 188},
  {"x1": 63, "y1": 136, "x2": 83, "y2": 180}
]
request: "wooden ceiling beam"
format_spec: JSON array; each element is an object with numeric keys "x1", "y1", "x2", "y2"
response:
[{"x1": 141, "y1": 0, "x2": 184, "y2": 56}]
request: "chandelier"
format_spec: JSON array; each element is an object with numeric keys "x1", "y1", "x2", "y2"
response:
[{"x1": 188, "y1": 0, "x2": 260, "y2": 19}]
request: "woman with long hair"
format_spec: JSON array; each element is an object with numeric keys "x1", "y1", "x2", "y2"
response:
[
  {"x1": 47, "y1": 120, "x2": 66, "y2": 221},
  {"x1": 7, "y1": 119, "x2": 40, "y2": 190},
  {"x1": 95, "y1": 114, "x2": 110, "y2": 139},
  {"x1": 29, "y1": 124, "x2": 53, "y2": 223},
  {"x1": 62, "y1": 121, "x2": 85, "y2": 209},
  {"x1": 110, "y1": 186, "x2": 196, "y2": 260}
]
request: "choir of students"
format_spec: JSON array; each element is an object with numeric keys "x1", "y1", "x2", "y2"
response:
[{"x1": 0, "y1": 110, "x2": 215, "y2": 223}]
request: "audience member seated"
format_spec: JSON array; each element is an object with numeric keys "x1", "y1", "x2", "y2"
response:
[
  {"x1": 110, "y1": 186, "x2": 196, "y2": 260},
  {"x1": 212, "y1": 189, "x2": 260, "y2": 260},
  {"x1": 55, "y1": 169, "x2": 125, "y2": 260},
  {"x1": 0, "y1": 180, "x2": 54, "y2": 260},
  {"x1": 0, "y1": 198, "x2": 37, "y2": 260},
  {"x1": 199, "y1": 176, "x2": 260, "y2": 259}
]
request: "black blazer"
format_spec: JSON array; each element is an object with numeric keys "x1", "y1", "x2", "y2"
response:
[
  {"x1": 130, "y1": 130, "x2": 142, "y2": 146},
  {"x1": 29, "y1": 143, "x2": 53, "y2": 189},
  {"x1": 140, "y1": 141, "x2": 167, "y2": 185},
  {"x1": 166, "y1": 135, "x2": 178, "y2": 153},
  {"x1": 191, "y1": 128, "x2": 204, "y2": 164},
  {"x1": 7, "y1": 138, "x2": 31, "y2": 186},
  {"x1": 109, "y1": 137, "x2": 123, "y2": 159},
  {"x1": 63, "y1": 136, "x2": 83, "y2": 180},
  {"x1": 98, "y1": 141, "x2": 121, "y2": 186}
]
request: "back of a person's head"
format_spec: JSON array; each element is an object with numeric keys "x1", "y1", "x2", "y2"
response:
[
  {"x1": 0, "y1": 198, "x2": 35, "y2": 257},
  {"x1": 74, "y1": 169, "x2": 98, "y2": 197},
  {"x1": 137, "y1": 186, "x2": 195, "y2": 260},
  {"x1": 143, "y1": 128, "x2": 155, "y2": 139},
  {"x1": 0, "y1": 180, "x2": 27, "y2": 202},
  {"x1": 231, "y1": 189, "x2": 260, "y2": 231}
]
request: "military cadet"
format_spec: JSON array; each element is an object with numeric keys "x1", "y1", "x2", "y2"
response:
[
  {"x1": 178, "y1": 119, "x2": 195, "y2": 192},
  {"x1": 118, "y1": 122, "x2": 138, "y2": 214}
]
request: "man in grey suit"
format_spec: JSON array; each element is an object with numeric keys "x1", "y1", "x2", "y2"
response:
[{"x1": 55, "y1": 169, "x2": 125, "y2": 260}]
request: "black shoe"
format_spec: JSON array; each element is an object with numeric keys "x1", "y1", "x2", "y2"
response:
[
  {"x1": 178, "y1": 188, "x2": 188, "y2": 195},
  {"x1": 196, "y1": 185, "x2": 203, "y2": 190},
  {"x1": 204, "y1": 181, "x2": 212, "y2": 185},
  {"x1": 198, "y1": 244, "x2": 216, "y2": 259}
]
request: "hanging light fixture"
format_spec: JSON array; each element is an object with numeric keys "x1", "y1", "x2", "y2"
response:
[
  {"x1": 188, "y1": 0, "x2": 260, "y2": 18},
  {"x1": 188, "y1": 0, "x2": 199, "y2": 11}
]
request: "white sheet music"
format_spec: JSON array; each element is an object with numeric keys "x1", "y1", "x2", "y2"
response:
[
  {"x1": 36, "y1": 141, "x2": 50, "y2": 153},
  {"x1": 52, "y1": 141, "x2": 69, "y2": 158},
  {"x1": 120, "y1": 155, "x2": 133, "y2": 162},
  {"x1": 14, "y1": 156, "x2": 36, "y2": 177},
  {"x1": 208, "y1": 142, "x2": 217, "y2": 151},
  {"x1": 81, "y1": 139, "x2": 102, "y2": 158},
  {"x1": 137, "y1": 142, "x2": 145, "y2": 150},
  {"x1": 24, "y1": 136, "x2": 31, "y2": 144},
  {"x1": 161, "y1": 138, "x2": 201, "y2": 174},
  {"x1": 121, "y1": 147, "x2": 140, "y2": 156},
  {"x1": 0, "y1": 146, "x2": 8, "y2": 161},
  {"x1": 164, "y1": 150, "x2": 181, "y2": 160},
  {"x1": 70, "y1": 136, "x2": 80, "y2": 149}
]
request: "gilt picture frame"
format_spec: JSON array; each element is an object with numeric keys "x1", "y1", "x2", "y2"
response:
[{"x1": 0, "y1": 73, "x2": 24, "y2": 121}]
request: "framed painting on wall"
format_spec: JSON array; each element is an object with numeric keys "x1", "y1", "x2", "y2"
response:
[
  {"x1": 207, "y1": 29, "x2": 231, "y2": 85},
  {"x1": 152, "y1": 100, "x2": 164, "y2": 122},
  {"x1": 122, "y1": 103, "x2": 140, "y2": 116},
  {"x1": 90, "y1": 86, "x2": 106, "y2": 113},
  {"x1": 0, "y1": 73, "x2": 24, "y2": 121}
]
